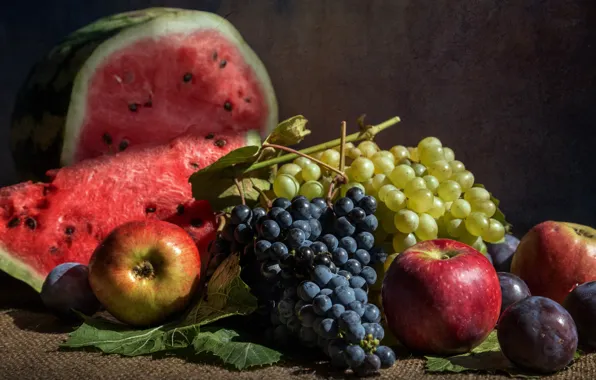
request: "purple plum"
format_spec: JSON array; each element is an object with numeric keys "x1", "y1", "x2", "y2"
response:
[
  {"x1": 563, "y1": 281, "x2": 596, "y2": 349},
  {"x1": 497, "y1": 272, "x2": 531, "y2": 315},
  {"x1": 487, "y1": 234, "x2": 520, "y2": 272}
]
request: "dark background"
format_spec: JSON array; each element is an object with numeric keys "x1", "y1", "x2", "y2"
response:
[{"x1": 0, "y1": 0, "x2": 595, "y2": 235}]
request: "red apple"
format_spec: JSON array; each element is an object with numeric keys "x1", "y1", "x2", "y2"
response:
[
  {"x1": 511, "y1": 221, "x2": 596, "y2": 304},
  {"x1": 382, "y1": 238, "x2": 501, "y2": 355},
  {"x1": 88, "y1": 220, "x2": 202, "y2": 327}
]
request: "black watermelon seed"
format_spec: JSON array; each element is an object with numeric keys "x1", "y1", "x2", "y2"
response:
[
  {"x1": 64, "y1": 226, "x2": 75, "y2": 235},
  {"x1": 25, "y1": 217, "x2": 37, "y2": 230},
  {"x1": 215, "y1": 139, "x2": 227, "y2": 147},
  {"x1": 102, "y1": 133, "x2": 113, "y2": 145},
  {"x1": 223, "y1": 101, "x2": 233, "y2": 111},
  {"x1": 190, "y1": 162, "x2": 200, "y2": 169},
  {"x1": 177, "y1": 205, "x2": 185, "y2": 215},
  {"x1": 128, "y1": 103, "x2": 138, "y2": 112},
  {"x1": 7, "y1": 218, "x2": 20, "y2": 228},
  {"x1": 212, "y1": 51, "x2": 218, "y2": 61},
  {"x1": 205, "y1": 133, "x2": 215, "y2": 140},
  {"x1": 119, "y1": 140, "x2": 129, "y2": 151},
  {"x1": 183, "y1": 73, "x2": 193, "y2": 83},
  {"x1": 219, "y1": 59, "x2": 227, "y2": 68},
  {"x1": 144, "y1": 100, "x2": 152, "y2": 107},
  {"x1": 145, "y1": 206, "x2": 156, "y2": 213},
  {"x1": 244, "y1": 97, "x2": 251, "y2": 103},
  {"x1": 191, "y1": 218, "x2": 203, "y2": 227},
  {"x1": 49, "y1": 246, "x2": 58, "y2": 254}
]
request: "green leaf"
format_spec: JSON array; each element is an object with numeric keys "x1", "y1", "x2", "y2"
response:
[
  {"x1": 60, "y1": 317, "x2": 198, "y2": 356},
  {"x1": 189, "y1": 145, "x2": 271, "y2": 212},
  {"x1": 184, "y1": 254, "x2": 257, "y2": 326},
  {"x1": 263, "y1": 115, "x2": 310, "y2": 146},
  {"x1": 192, "y1": 327, "x2": 281, "y2": 370},
  {"x1": 473, "y1": 183, "x2": 512, "y2": 232}
]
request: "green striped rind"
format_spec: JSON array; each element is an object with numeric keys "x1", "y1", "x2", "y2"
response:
[
  {"x1": 61, "y1": 9, "x2": 278, "y2": 166},
  {"x1": 0, "y1": 244, "x2": 44, "y2": 292},
  {"x1": 9, "y1": 8, "x2": 182, "y2": 181}
]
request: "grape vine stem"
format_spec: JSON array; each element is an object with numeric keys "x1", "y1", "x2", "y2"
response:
[
  {"x1": 261, "y1": 143, "x2": 349, "y2": 183},
  {"x1": 245, "y1": 116, "x2": 401, "y2": 174}
]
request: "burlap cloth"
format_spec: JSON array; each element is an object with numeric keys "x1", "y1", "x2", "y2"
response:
[{"x1": 1, "y1": 273, "x2": 594, "y2": 380}]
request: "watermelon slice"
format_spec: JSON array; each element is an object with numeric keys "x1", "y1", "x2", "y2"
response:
[
  {"x1": 11, "y1": 8, "x2": 277, "y2": 180},
  {"x1": 0, "y1": 133, "x2": 259, "y2": 293}
]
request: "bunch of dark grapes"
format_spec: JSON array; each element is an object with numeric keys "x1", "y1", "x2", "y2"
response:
[{"x1": 211, "y1": 188, "x2": 397, "y2": 375}]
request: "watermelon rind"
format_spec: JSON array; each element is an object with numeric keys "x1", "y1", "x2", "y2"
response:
[
  {"x1": 61, "y1": 9, "x2": 278, "y2": 167},
  {"x1": 0, "y1": 244, "x2": 44, "y2": 292}
]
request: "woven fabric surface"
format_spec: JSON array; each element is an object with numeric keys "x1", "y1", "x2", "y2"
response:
[{"x1": 1, "y1": 273, "x2": 594, "y2": 380}]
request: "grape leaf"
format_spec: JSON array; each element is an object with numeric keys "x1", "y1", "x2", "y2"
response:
[
  {"x1": 192, "y1": 327, "x2": 281, "y2": 370},
  {"x1": 263, "y1": 115, "x2": 310, "y2": 146},
  {"x1": 60, "y1": 316, "x2": 198, "y2": 356},
  {"x1": 184, "y1": 254, "x2": 257, "y2": 326}
]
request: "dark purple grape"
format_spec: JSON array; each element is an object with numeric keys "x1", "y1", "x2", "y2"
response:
[
  {"x1": 230, "y1": 204, "x2": 252, "y2": 225},
  {"x1": 358, "y1": 195, "x2": 377, "y2": 215},
  {"x1": 346, "y1": 186, "x2": 365, "y2": 203},
  {"x1": 260, "y1": 220, "x2": 281, "y2": 240},
  {"x1": 355, "y1": 231, "x2": 375, "y2": 250},
  {"x1": 285, "y1": 228, "x2": 306, "y2": 249},
  {"x1": 487, "y1": 234, "x2": 520, "y2": 272},
  {"x1": 357, "y1": 214, "x2": 379, "y2": 233},
  {"x1": 291, "y1": 198, "x2": 312, "y2": 220},
  {"x1": 311, "y1": 241, "x2": 329, "y2": 254},
  {"x1": 348, "y1": 207, "x2": 367, "y2": 223},
  {"x1": 334, "y1": 197, "x2": 354, "y2": 217},
  {"x1": 275, "y1": 210, "x2": 293, "y2": 229},
  {"x1": 268, "y1": 206, "x2": 286, "y2": 220},
  {"x1": 319, "y1": 234, "x2": 339, "y2": 252},
  {"x1": 563, "y1": 281, "x2": 596, "y2": 349},
  {"x1": 338, "y1": 236, "x2": 357, "y2": 254},
  {"x1": 308, "y1": 219, "x2": 322, "y2": 240},
  {"x1": 310, "y1": 197, "x2": 328, "y2": 212},
  {"x1": 291, "y1": 220, "x2": 312, "y2": 239},
  {"x1": 498, "y1": 272, "x2": 531, "y2": 315},
  {"x1": 497, "y1": 296, "x2": 578, "y2": 374},
  {"x1": 295, "y1": 246, "x2": 315, "y2": 266},
  {"x1": 334, "y1": 217, "x2": 356, "y2": 237},
  {"x1": 272, "y1": 197, "x2": 291, "y2": 209},
  {"x1": 354, "y1": 249, "x2": 371, "y2": 265},
  {"x1": 310, "y1": 203, "x2": 323, "y2": 220},
  {"x1": 251, "y1": 207, "x2": 267, "y2": 227},
  {"x1": 332, "y1": 247, "x2": 349, "y2": 266}
]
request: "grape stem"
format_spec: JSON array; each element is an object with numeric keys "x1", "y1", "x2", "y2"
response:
[
  {"x1": 261, "y1": 143, "x2": 349, "y2": 183},
  {"x1": 246, "y1": 116, "x2": 401, "y2": 174},
  {"x1": 234, "y1": 178, "x2": 246, "y2": 205}
]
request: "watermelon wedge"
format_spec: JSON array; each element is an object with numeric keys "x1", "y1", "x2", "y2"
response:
[
  {"x1": 0, "y1": 133, "x2": 260, "y2": 293},
  {"x1": 11, "y1": 8, "x2": 277, "y2": 180}
]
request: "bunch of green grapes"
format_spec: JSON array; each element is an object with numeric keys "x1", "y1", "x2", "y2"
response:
[{"x1": 270, "y1": 137, "x2": 506, "y2": 256}]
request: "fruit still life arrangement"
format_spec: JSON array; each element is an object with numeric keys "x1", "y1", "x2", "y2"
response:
[{"x1": 2, "y1": 7, "x2": 595, "y2": 378}]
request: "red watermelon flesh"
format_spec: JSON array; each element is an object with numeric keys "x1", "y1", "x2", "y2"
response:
[
  {"x1": 61, "y1": 11, "x2": 277, "y2": 168},
  {"x1": 0, "y1": 133, "x2": 246, "y2": 293}
]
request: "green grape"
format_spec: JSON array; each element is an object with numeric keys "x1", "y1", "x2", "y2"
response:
[
  {"x1": 404, "y1": 177, "x2": 427, "y2": 198},
  {"x1": 446, "y1": 218, "x2": 465, "y2": 237},
  {"x1": 392, "y1": 232, "x2": 417, "y2": 253},
  {"x1": 278, "y1": 163, "x2": 302, "y2": 178},
  {"x1": 321, "y1": 149, "x2": 341, "y2": 168},
  {"x1": 474, "y1": 239, "x2": 488, "y2": 254},
  {"x1": 417, "y1": 136, "x2": 442, "y2": 151},
  {"x1": 293, "y1": 156, "x2": 313, "y2": 168},
  {"x1": 358, "y1": 141, "x2": 379, "y2": 158},
  {"x1": 300, "y1": 180, "x2": 325, "y2": 200},
  {"x1": 346, "y1": 147, "x2": 363, "y2": 159},
  {"x1": 470, "y1": 199, "x2": 496, "y2": 217},
  {"x1": 407, "y1": 189, "x2": 434, "y2": 214},
  {"x1": 398, "y1": 158, "x2": 412, "y2": 166},
  {"x1": 311, "y1": 151, "x2": 323, "y2": 160},
  {"x1": 408, "y1": 147, "x2": 420, "y2": 162},
  {"x1": 335, "y1": 142, "x2": 355, "y2": 152},
  {"x1": 459, "y1": 228, "x2": 481, "y2": 246},
  {"x1": 450, "y1": 199, "x2": 471, "y2": 218},
  {"x1": 378, "y1": 184, "x2": 398, "y2": 202},
  {"x1": 451, "y1": 170, "x2": 475, "y2": 190},
  {"x1": 350, "y1": 157, "x2": 375, "y2": 182},
  {"x1": 385, "y1": 189, "x2": 407, "y2": 212},
  {"x1": 482, "y1": 219, "x2": 506, "y2": 243},
  {"x1": 362, "y1": 179, "x2": 376, "y2": 196},
  {"x1": 302, "y1": 163, "x2": 322, "y2": 181},
  {"x1": 273, "y1": 173, "x2": 300, "y2": 199},
  {"x1": 389, "y1": 165, "x2": 416, "y2": 188},
  {"x1": 437, "y1": 180, "x2": 462, "y2": 202},
  {"x1": 372, "y1": 150, "x2": 396, "y2": 163},
  {"x1": 464, "y1": 187, "x2": 490, "y2": 203},
  {"x1": 427, "y1": 160, "x2": 453, "y2": 182},
  {"x1": 415, "y1": 213, "x2": 439, "y2": 241},
  {"x1": 423, "y1": 175, "x2": 440, "y2": 194},
  {"x1": 394, "y1": 209, "x2": 420, "y2": 233},
  {"x1": 427, "y1": 197, "x2": 446, "y2": 218},
  {"x1": 372, "y1": 174, "x2": 389, "y2": 190},
  {"x1": 378, "y1": 203, "x2": 398, "y2": 234},
  {"x1": 372, "y1": 155, "x2": 395, "y2": 175},
  {"x1": 442, "y1": 147, "x2": 455, "y2": 162},
  {"x1": 341, "y1": 182, "x2": 366, "y2": 198},
  {"x1": 465, "y1": 212, "x2": 490, "y2": 237},
  {"x1": 319, "y1": 175, "x2": 334, "y2": 195},
  {"x1": 419, "y1": 145, "x2": 445, "y2": 166},
  {"x1": 436, "y1": 216, "x2": 450, "y2": 238},
  {"x1": 389, "y1": 145, "x2": 410, "y2": 162},
  {"x1": 411, "y1": 163, "x2": 427, "y2": 177},
  {"x1": 449, "y1": 160, "x2": 465, "y2": 173}
]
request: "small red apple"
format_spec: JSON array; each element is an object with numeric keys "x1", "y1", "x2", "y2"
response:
[
  {"x1": 511, "y1": 221, "x2": 596, "y2": 304},
  {"x1": 88, "y1": 220, "x2": 202, "y2": 327},
  {"x1": 382, "y1": 238, "x2": 501, "y2": 355}
]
